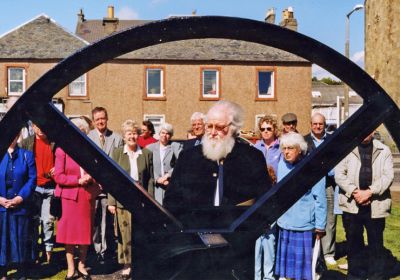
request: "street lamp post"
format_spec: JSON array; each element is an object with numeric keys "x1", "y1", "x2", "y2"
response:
[{"x1": 343, "y1": 4, "x2": 363, "y2": 123}]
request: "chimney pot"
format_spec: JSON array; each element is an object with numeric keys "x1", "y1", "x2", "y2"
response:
[
  {"x1": 108, "y1": 6, "x2": 115, "y2": 19},
  {"x1": 265, "y1": 8, "x2": 276, "y2": 24},
  {"x1": 279, "y1": 7, "x2": 298, "y2": 31},
  {"x1": 77, "y1": 8, "x2": 85, "y2": 23}
]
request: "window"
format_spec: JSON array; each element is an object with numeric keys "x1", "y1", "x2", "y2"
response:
[
  {"x1": 7, "y1": 67, "x2": 26, "y2": 96},
  {"x1": 68, "y1": 74, "x2": 87, "y2": 97},
  {"x1": 201, "y1": 67, "x2": 220, "y2": 100},
  {"x1": 144, "y1": 114, "x2": 165, "y2": 139},
  {"x1": 145, "y1": 67, "x2": 165, "y2": 99},
  {"x1": 256, "y1": 68, "x2": 276, "y2": 100}
]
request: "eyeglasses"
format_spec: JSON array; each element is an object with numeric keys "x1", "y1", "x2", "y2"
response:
[
  {"x1": 205, "y1": 123, "x2": 231, "y2": 132},
  {"x1": 260, "y1": 127, "x2": 273, "y2": 132},
  {"x1": 283, "y1": 121, "x2": 297, "y2": 126}
]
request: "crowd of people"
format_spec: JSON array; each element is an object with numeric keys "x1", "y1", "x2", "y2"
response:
[{"x1": 0, "y1": 99, "x2": 394, "y2": 280}]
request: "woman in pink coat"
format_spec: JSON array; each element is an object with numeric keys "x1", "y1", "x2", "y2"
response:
[{"x1": 54, "y1": 118, "x2": 100, "y2": 280}]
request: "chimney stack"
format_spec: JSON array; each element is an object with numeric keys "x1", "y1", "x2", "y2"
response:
[
  {"x1": 265, "y1": 8, "x2": 276, "y2": 24},
  {"x1": 103, "y1": 5, "x2": 119, "y2": 34},
  {"x1": 279, "y1": 6, "x2": 298, "y2": 31}
]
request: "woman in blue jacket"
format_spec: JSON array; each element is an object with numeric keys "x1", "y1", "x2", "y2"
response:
[
  {"x1": 275, "y1": 132, "x2": 327, "y2": 280},
  {"x1": 0, "y1": 134, "x2": 36, "y2": 279}
]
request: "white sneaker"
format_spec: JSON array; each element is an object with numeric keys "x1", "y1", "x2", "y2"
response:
[
  {"x1": 278, "y1": 278, "x2": 287, "y2": 280},
  {"x1": 338, "y1": 263, "x2": 348, "y2": 270},
  {"x1": 325, "y1": 256, "x2": 337, "y2": 265}
]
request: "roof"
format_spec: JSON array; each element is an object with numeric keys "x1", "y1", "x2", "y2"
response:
[
  {"x1": 0, "y1": 15, "x2": 88, "y2": 59},
  {"x1": 76, "y1": 19, "x2": 152, "y2": 43},
  {"x1": 76, "y1": 18, "x2": 309, "y2": 63},
  {"x1": 312, "y1": 81, "x2": 363, "y2": 107}
]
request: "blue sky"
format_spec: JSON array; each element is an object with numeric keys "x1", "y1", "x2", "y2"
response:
[{"x1": 0, "y1": 0, "x2": 365, "y2": 79}]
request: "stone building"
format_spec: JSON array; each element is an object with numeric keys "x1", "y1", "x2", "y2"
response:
[
  {"x1": 0, "y1": 7, "x2": 312, "y2": 139},
  {"x1": 365, "y1": 0, "x2": 399, "y2": 103},
  {"x1": 365, "y1": 0, "x2": 400, "y2": 149},
  {"x1": 0, "y1": 15, "x2": 87, "y2": 117}
]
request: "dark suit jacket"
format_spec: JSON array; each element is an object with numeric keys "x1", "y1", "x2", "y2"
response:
[
  {"x1": 164, "y1": 141, "x2": 272, "y2": 215},
  {"x1": 304, "y1": 133, "x2": 335, "y2": 187},
  {"x1": 108, "y1": 146, "x2": 154, "y2": 209},
  {"x1": 182, "y1": 137, "x2": 202, "y2": 151}
]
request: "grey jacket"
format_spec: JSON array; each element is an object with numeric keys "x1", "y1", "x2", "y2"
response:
[
  {"x1": 335, "y1": 139, "x2": 393, "y2": 218},
  {"x1": 146, "y1": 141, "x2": 183, "y2": 181},
  {"x1": 87, "y1": 129, "x2": 123, "y2": 157}
]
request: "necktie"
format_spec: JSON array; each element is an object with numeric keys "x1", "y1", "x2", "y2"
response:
[
  {"x1": 218, "y1": 160, "x2": 224, "y2": 205},
  {"x1": 100, "y1": 134, "x2": 105, "y2": 148}
]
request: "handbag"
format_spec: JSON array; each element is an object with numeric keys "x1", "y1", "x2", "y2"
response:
[{"x1": 50, "y1": 196, "x2": 62, "y2": 219}]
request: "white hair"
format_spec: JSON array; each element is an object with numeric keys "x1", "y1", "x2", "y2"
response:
[
  {"x1": 202, "y1": 133, "x2": 235, "y2": 161},
  {"x1": 71, "y1": 117, "x2": 89, "y2": 134},
  {"x1": 121, "y1": 119, "x2": 140, "y2": 135},
  {"x1": 190, "y1": 112, "x2": 206, "y2": 123},
  {"x1": 279, "y1": 132, "x2": 308, "y2": 155},
  {"x1": 207, "y1": 100, "x2": 244, "y2": 135},
  {"x1": 159, "y1": 122, "x2": 174, "y2": 136}
]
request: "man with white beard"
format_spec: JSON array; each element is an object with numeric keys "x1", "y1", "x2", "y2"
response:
[
  {"x1": 164, "y1": 100, "x2": 271, "y2": 210},
  {"x1": 163, "y1": 100, "x2": 272, "y2": 278}
]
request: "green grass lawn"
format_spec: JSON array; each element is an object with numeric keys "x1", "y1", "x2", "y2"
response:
[{"x1": 9, "y1": 193, "x2": 400, "y2": 279}]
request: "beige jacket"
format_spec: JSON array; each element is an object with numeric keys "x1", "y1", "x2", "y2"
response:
[{"x1": 335, "y1": 139, "x2": 393, "y2": 218}]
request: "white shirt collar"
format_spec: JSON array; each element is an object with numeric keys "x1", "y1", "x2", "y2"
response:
[{"x1": 123, "y1": 144, "x2": 142, "y2": 155}]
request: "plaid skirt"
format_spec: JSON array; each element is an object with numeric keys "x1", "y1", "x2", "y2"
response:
[{"x1": 275, "y1": 228, "x2": 313, "y2": 280}]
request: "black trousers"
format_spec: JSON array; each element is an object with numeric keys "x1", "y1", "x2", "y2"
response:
[{"x1": 342, "y1": 211, "x2": 386, "y2": 280}]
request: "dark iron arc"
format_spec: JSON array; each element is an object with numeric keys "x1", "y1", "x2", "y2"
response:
[{"x1": 0, "y1": 16, "x2": 399, "y2": 236}]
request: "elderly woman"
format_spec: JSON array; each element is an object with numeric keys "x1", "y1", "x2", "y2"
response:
[
  {"x1": 0, "y1": 133, "x2": 36, "y2": 279},
  {"x1": 54, "y1": 118, "x2": 100, "y2": 280},
  {"x1": 108, "y1": 120, "x2": 153, "y2": 279},
  {"x1": 146, "y1": 123, "x2": 182, "y2": 205},
  {"x1": 275, "y1": 132, "x2": 327, "y2": 280},
  {"x1": 254, "y1": 114, "x2": 281, "y2": 280}
]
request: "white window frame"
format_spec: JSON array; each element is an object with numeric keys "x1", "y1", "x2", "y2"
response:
[
  {"x1": 257, "y1": 69, "x2": 275, "y2": 99},
  {"x1": 144, "y1": 114, "x2": 165, "y2": 140},
  {"x1": 68, "y1": 74, "x2": 87, "y2": 97},
  {"x1": 201, "y1": 68, "x2": 220, "y2": 99},
  {"x1": 7, "y1": 67, "x2": 26, "y2": 96},
  {"x1": 146, "y1": 68, "x2": 164, "y2": 98}
]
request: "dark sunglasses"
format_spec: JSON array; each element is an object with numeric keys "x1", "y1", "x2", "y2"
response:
[
  {"x1": 260, "y1": 127, "x2": 273, "y2": 132},
  {"x1": 283, "y1": 121, "x2": 297, "y2": 126}
]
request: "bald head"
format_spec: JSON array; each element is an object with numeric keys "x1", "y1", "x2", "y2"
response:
[{"x1": 311, "y1": 113, "x2": 326, "y2": 139}]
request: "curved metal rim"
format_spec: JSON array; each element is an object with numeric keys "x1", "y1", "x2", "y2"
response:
[{"x1": 1, "y1": 16, "x2": 399, "y2": 233}]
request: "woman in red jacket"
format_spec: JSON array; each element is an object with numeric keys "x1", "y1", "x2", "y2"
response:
[{"x1": 54, "y1": 118, "x2": 100, "y2": 280}]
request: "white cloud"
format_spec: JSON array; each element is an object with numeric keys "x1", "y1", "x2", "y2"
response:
[
  {"x1": 351, "y1": 50, "x2": 365, "y2": 68},
  {"x1": 312, "y1": 49, "x2": 365, "y2": 80},
  {"x1": 312, "y1": 64, "x2": 340, "y2": 81},
  {"x1": 117, "y1": 6, "x2": 139, "y2": 20}
]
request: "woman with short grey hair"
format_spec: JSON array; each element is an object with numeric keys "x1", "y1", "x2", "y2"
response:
[
  {"x1": 275, "y1": 132, "x2": 327, "y2": 280},
  {"x1": 71, "y1": 117, "x2": 90, "y2": 135},
  {"x1": 147, "y1": 123, "x2": 182, "y2": 205}
]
